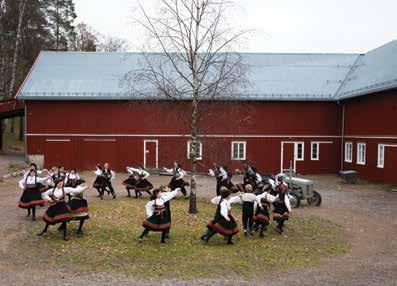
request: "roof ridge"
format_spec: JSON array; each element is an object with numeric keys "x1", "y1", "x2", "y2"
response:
[{"x1": 333, "y1": 55, "x2": 363, "y2": 99}]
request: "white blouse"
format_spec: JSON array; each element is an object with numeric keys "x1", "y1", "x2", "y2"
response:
[
  {"x1": 94, "y1": 168, "x2": 115, "y2": 180},
  {"x1": 64, "y1": 173, "x2": 81, "y2": 184},
  {"x1": 42, "y1": 186, "x2": 86, "y2": 203},
  {"x1": 127, "y1": 167, "x2": 149, "y2": 179},
  {"x1": 164, "y1": 167, "x2": 186, "y2": 180},
  {"x1": 19, "y1": 175, "x2": 49, "y2": 189},
  {"x1": 145, "y1": 189, "x2": 179, "y2": 217}
]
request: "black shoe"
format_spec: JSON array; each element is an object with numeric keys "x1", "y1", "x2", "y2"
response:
[
  {"x1": 244, "y1": 231, "x2": 248, "y2": 236},
  {"x1": 37, "y1": 231, "x2": 45, "y2": 236},
  {"x1": 26, "y1": 213, "x2": 31, "y2": 217},
  {"x1": 227, "y1": 240, "x2": 234, "y2": 245},
  {"x1": 63, "y1": 236, "x2": 69, "y2": 241},
  {"x1": 200, "y1": 235, "x2": 207, "y2": 241},
  {"x1": 275, "y1": 226, "x2": 283, "y2": 234},
  {"x1": 112, "y1": 194, "x2": 117, "y2": 199},
  {"x1": 160, "y1": 240, "x2": 166, "y2": 244},
  {"x1": 76, "y1": 230, "x2": 83, "y2": 235},
  {"x1": 32, "y1": 217, "x2": 36, "y2": 221},
  {"x1": 100, "y1": 195, "x2": 104, "y2": 200},
  {"x1": 259, "y1": 232, "x2": 264, "y2": 238}
]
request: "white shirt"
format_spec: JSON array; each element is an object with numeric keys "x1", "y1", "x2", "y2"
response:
[
  {"x1": 22, "y1": 169, "x2": 43, "y2": 179},
  {"x1": 210, "y1": 195, "x2": 241, "y2": 220},
  {"x1": 95, "y1": 168, "x2": 115, "y2": 181},
  {"x1": 19, "y1": 175, "x2": 49, "y2": 189},
  {"x1": 64, "y1": 173, "x2": 81, "y2": 184},
  {"x1": 145, "y1": 189, "x2": 179, "y2": 217},
  {"x1": 265, "y1": 193, "x2": 292, "y2": 212},
  {"x1": 42, "y1": 186, "x2": 86, "y2": 203},
  {"x1": 127, "y1": 167, "x2": 149, "y2": 179},
  {"x1": 164, "y1": 167, "x2": 186, "y2": 180},
  {"x1": 218, "y1": 167, "x2": 228, "y2": 181}
]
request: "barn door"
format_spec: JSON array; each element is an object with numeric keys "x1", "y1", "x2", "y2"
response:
[
  {"x1": 144, "y1": 140, "x2": 158, "y2": 169},
  {"x1": 281, "y1": 142, "x2": 295, "y2": 173}
]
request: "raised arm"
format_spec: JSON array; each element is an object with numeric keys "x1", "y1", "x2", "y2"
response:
[
  {"x1": 163, "y1": 167, "x2": 173, "y2": 174},
  {"x1": 229, "y1": 195, "x2": 243, "y2": 205},
  {"x1": 145, "y1": 200, "x2": 154, "y2": 217},
  {"x1": 161, "y1": 188, "x2": 179, "y2": 202},
  {"x1": 141, "y1": 169, "x2": 150, "y2": 179},
  {"x1": 37, "y1": 176, "x2": 51, "y2": 184},
  {"x1": 18, "y1": 178, "x2": 25, "y2": 189},
  {"x1": 210, "y1": 195, "x2": 221, "y2": 205},
  {"x1": 285, "y1": 195, "x2": 292, "y2": 212},
  {"x1": 64, "y1": 186, "x2": 88, "y2": 195},
  {"x1": 42, "y1": 188, "x2": 54, "y2": 202},
  {"x1": 110, "y1": 170, "x2": 116, "y2": 181},
  {"x1": 220, "y1": 201, "x2": 230, "y2": 221},
  {"x1": 94, "y1": 168, "x2": 102, "y2": 176}
]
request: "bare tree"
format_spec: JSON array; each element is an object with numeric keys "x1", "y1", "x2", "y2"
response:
[
  {"x1": 8, "y1": 0, "x2": 27, "y2": 99},
  {"x1": 70, "y1": 22, "x2": 99, "y2": 52},
  {"x1": 98, "y1": 35, "x2": 129, "y2": 52},
  {"x1": 0, "y1": 0, "x2": 6, "y2": 100},
  {"x1": 128, "y1": 0, "x2": 247, "y2": 213}
]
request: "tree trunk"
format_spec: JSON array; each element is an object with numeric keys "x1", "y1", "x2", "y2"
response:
[
  {"x1": 8, "y1": 0, "x2": 27, "y2": 99},
  {"x1": 0, "y1": 120, "x2": 3, "y2": 152},
  {"x1": 0, "y1": 1, "x2": 5, "y2": 100},
  {"x1": 188, "y1": 97, "x2": 198, "y2": 214},
  {"x1": 56, "y1": 0, "x2": 59, "y2": 50},
  {"x1": 18, "y1": 116, "x2": 24, "y2": 141}
]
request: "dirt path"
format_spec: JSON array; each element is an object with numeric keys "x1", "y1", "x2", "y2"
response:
[{"x1": 0, "y1": 155, "x2": 396, "y2": 285}]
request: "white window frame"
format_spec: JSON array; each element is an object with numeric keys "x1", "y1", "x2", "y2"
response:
[
  {"x1": 357, "y1": 142, "x2": 366, "y2": 165},
  {"x1": 187, "y1": 140, "x2": 202, "y2": 160},
  {"x1": 231, "y1": 141, "x2": 246, "y2": 160},
  {"x1": 295, "y1": 142, "x2": 304, "y2": 161},
  {"x1": 377, "y1": 144, "x2": 385, "y2": 168},
  {"x1": 311, "y1": 142, "x2": 320, "y2": 160},
  {"x1": 345, "y1": 142, "x2": 353, "y2": 163}
]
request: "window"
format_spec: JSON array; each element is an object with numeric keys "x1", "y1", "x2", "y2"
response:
[
  {"x1": 231, "y1": 141, "x2": 246, "y2": 160},
  {"x1": 295, "y1": 142, "x2": 304, "y2": 161},
  {"x1": 345, "y1": 142, "x2": 353, "y2": 163},
  {"x1": 187, "y1": 141, "x2": 202, "y2": 160},
  {"x1": 311, "y1": 142, "x2": 320, "y2": 160},
  {"x1": 357, "y1": 143, "x2": 366, "y2": 165},
  {"x1": 377, "y1": 144, "x2": 385, "y2": 168}
]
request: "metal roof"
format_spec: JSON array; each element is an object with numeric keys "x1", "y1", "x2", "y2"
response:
[{"x1": 17, "y1": 40, "x2": 397, "y2": 101}]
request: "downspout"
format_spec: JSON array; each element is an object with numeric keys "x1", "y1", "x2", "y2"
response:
[
  {"x1": 340, "y1": 102, "x2": 345, "y2": 172},
  {"x1": 24, "y1": 104, "x2": 27, "y2": 163}
]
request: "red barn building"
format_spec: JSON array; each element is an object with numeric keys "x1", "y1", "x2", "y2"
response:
[{"x1": 16, "y1": 41, "x2": 397, "y2": 184}]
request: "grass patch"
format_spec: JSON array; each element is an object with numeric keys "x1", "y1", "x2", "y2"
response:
[{"x1": 19, "y1": 198, "x2": 348, "y2": 280}]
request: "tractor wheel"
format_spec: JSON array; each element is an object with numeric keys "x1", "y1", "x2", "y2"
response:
[
  {"x1": 289, "y1": 193, "x2": 301, "y2": 208},
  {"x1": 307, "y1": 190, "x2": 322, "y2": 206}
]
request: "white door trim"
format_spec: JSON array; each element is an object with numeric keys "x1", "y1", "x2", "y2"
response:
[{"x1": 144, "y1": 140, "x2": 158, "y2": 169}]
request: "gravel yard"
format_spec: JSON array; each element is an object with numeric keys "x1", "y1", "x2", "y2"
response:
[{"x1": 0, "y1": 154, "x2": 396, "y2": 285}]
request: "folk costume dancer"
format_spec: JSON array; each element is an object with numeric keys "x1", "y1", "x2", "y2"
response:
[
  {"x1": 267, "y1": 192, "x2": 291, "y2": 234},
  {"x1": 125, "y1": 167, "x2": 153, "y2": 198},
  {"x1": 95, "y1": 163, "x2": 116, "y2": 199},
  {"x1": 209, "y1": 164, "x2": 228, "y2": 196},
  {"x1": 163, "y1": 162, "x2": 189, "y2": 198},
  {"x1": 239, "y1": 184, "x2": 257, "y2": 236},
  {"x1": 18, "y1": 169, "x2": 50, "y2": 220},
  {"x1": 203, "y1": 187, "x2": 240, "y2": 245},
  {"x1": 65, "y1": 169, "x2": 85, "y2": 188},
  {"x1": 67, "y1": 184, "x2": 90, "y2": 235},
  {"x1": 139, "y1": 188, "x2": 181, "y2": 243},
  {"x1": 123, "y1": 167, "x2": 138, "y2": 197},
  {"x1": 93, "y1": 164, "x2": 105, "y2": 197},
  {"x1": 253, "y1": 192, "x2": 272, "y2": 238},
  {"x1": 38, "y1": 180, "x2": 89, "y2": 241}
]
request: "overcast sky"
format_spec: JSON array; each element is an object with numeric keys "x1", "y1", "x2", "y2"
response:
[{"x1": 74, "y1": 0, "x2": 397, "y2": 53}]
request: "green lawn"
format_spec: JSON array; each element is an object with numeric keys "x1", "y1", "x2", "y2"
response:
[{"x1": 19, "y1": 198, "x2": 348, "y2": 280}]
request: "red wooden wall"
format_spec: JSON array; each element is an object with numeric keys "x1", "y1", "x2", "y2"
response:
[
  {"x1": 343, "y1": 89, "x2": 397, "y2": 185},
  {"x1": 25, "y1": 100, "x2": 342, "y2": 175}
]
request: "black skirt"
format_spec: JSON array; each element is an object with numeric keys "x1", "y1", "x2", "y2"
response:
[
  {"x1": 122, "y1": 176, "x2": 137, "y2": 189},
  {"x1": 253, "y1": 208, "x2": 270, "y2": 223},
  {"x1": 68, "y1": 198, "x2": 89, "y2": 220},
  {"x1": 143, "y1": 212, "x2": 171, "y2": 232},
  {"x1": 65, "y1": 179, "x2": 85, "y2": 188},
  {"x1": 18, "y1": 185, "x2": 45, "y2": 209},
  {"x1": 93, "y1": 176, "x2": 105, "y2": 188},
  {"x1": 136, "y1": 179, "x2": 153, "y2": 190},
  {"x1": 273, "y1": 201, "x2": 289, "y2": 222},
  {"x1": 207, "y1": 204, "x2": 239, "y2": 236},
  {"x1": 43, "y1": 201, "x2": 73, "y2": 225},
  {"x1": 168, "y1": 177, "x2": 185, "y2": 190}
]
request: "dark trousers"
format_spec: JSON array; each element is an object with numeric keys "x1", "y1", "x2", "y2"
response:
[
  {"x1": 242, "y1": 202, "x2": 254, "y2": 231},
  {"x1": 101, "y1": 180, "x2": 115, "y2": 196}
]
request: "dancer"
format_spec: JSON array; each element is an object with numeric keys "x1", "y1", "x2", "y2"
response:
[
  {"x1": 163, "y1": 162, "x2": 189, "y2": 198},
  {"x1": 203, "y1": 187, "x2": 240, "y2": 245},
  {"x1": 125, "y1": 167, "x2": 153, "y2": 198},
  {"x1": 123, "y1": 167, "x2": 138, "y2": 197},
  {"x1": 93, "y1": 164, "x2": 104, "y2": 197},
  {"x1": 38, "y1": 179, "x2": 89, "y2": 240},
  {"x1": 95, "y1": 163, "x2": 116, "y2": 199},
  {"x1": 268, "y1": 192, "x2": 291, "y2": 234},
  {"x1": 18, "y1": 169, "x2": 49, "y2": 220},
  {"x1": 138, "y1": 188, "x2": 181, "y2": 243},
  {"x1": 68, "y1": 184, "x2": 90, "y2": 235},
  {"x1": 239, "y1": 184, "x2": 257, "y2": 236},
  {"x1": 252, "y1": 197, "x2": 270, "y2": 238},
  {"x1": 209, "y1": 163, "x2": 228, "y2": 196},
  {"x1": 64, "y1": 169, "x2": 85, "y2": 188}
]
